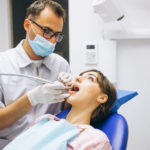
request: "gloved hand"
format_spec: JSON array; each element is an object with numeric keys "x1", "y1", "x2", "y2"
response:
[
  {"x1": 58, "y1": 72, "x2": 74, "y2": 86},
  {"x1": 27, "y1": 81, "x2": 70, "y2": 106}
]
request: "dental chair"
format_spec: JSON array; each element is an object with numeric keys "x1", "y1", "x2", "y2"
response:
[
  {"x1": 56, "y1": 108, "x2": 128, "y2": 150},
  {"x1": 56, "y1": 89, "x2": 138, "y2": 150}
]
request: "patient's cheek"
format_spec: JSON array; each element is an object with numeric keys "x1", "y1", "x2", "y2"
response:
[
  {"x1": 85, "y1": 85, "x2": 100, "y2": 96},
  {"x1": 86, "y1": 86, "x2": 96, "y2": 93}
]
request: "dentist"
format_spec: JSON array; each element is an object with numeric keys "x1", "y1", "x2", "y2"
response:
[{"x1": 0, "y1": 0, "x2": 72, "y2": 148}]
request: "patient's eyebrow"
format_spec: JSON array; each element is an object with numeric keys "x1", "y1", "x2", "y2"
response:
[
  {"x1": 84, "y1": 73, "x2": 97, "y2": 80},
  {"x1": 87, "y1": 73, "x2": 97, "y2": 78}
]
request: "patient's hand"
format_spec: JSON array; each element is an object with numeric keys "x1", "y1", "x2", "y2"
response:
[{"x1": 30, "y1": 114, "x2": 60, "y2": 127}]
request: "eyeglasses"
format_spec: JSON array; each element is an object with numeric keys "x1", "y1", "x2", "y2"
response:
[{"x1": 29, "y1": 19, "x2": 64, "y2": 43}]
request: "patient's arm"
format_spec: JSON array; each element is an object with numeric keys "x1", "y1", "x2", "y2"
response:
[{"x1": 31, "y1": 114, "x2": 60, "y2": 126}]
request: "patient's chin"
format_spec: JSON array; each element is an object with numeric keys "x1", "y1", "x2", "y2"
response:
[
  {"x1": 66, "y1": 96, "x2": 71, "y2": 103},
  {"x1": 66, "y1": 95, "x2": 77, "y2": 104}
]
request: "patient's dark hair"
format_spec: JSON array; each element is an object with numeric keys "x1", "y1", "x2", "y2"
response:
[
  {"x1": 26, "y1": 0, "x2": 66, "y2": 21},
  {"x1": 80, "y1": 69, "x2": 116, "y2": 126}
]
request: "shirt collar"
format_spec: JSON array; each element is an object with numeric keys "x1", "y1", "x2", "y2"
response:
[
  {"x1": 16, "y1": 40, "x2": 53, "y2": 71},
  {"x1": 16, "y1": 40, "x2": 32, "y2": 68},
  {"x1": 42, "y1": 55, "x2": 54, "y2": 71}
]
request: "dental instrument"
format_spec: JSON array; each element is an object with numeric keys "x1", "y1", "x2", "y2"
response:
[{"x1": 0, "y1": 73, "x2": 72, "y2": 89}]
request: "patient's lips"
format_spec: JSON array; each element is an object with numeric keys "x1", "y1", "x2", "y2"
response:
[{"x1": 69, "y1": 83, "x2": 80, "y2": 94}]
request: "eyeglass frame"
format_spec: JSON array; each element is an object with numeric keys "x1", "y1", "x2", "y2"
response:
[{"x1": 29, "y1": 19, "x2": 64, "y2": 43}]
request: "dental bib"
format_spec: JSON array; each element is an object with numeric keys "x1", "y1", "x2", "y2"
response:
[{"x1": 4, "y1": 119, "x2": 80, "y2": 150}]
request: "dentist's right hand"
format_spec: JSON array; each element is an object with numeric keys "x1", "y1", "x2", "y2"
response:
[{"x1": 27, "y1": 81, "x2": 70, "y2": 106}]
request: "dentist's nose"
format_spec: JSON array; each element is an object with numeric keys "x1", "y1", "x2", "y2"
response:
[
  {"x1": 46, "y1": 35, "x2": 56, "y2": 44},
  {"x1": 49, "y1": 36, "x2": 56, "y2": 44}
]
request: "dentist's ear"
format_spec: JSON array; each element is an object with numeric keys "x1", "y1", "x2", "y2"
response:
[
  {"x1": 96, "y1": 94, "x2": 108, "y2": 104},
  {"x1": 24, "y1": 19, "x2": 30, "y2": 32}
]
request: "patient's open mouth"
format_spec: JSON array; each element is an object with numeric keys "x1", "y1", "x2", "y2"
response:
[
  {"x1": 69, "y1": 84, "x2": 80, "y2": 94},
  {"x1": 72, "y1": 85, "x2": 79, "y2": 91}
]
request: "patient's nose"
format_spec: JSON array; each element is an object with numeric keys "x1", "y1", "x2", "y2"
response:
[{"x1": 75, "y1": 76, "x2": 82, "y2": 83}]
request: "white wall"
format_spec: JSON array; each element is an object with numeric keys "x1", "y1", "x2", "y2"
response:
[
  {"x1": 117, "y1": 39, "x2": 150, "y2": 150},
  {"x1": 116, "y1": 0, "x2": 150, "y2": 149},
  {"x1": 69, "y1": 0, "x2": 117, "y2": 83},
  {"x1": 69, "y1": 0, "x2": 103, "y2": 76},
  {"x1": 119, "y1": 0, "x2": 150, "y2": 29},
  {"x1": 0, "y1": 0, "x2": 12, "y2": 51}
]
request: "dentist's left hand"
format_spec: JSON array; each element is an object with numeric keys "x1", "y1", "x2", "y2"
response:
[
  {"x1": 58, "y1": 72, "x2": 74, "y2": 86},
  {"x1": 27, "y1": 81, "x2": 70, "y2": 106}
]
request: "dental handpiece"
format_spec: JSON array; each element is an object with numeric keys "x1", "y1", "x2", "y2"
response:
[{"x1": 0, "y1": 73, "x2": 72, "y2": 89}]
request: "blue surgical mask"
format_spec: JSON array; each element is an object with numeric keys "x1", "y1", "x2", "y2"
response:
[{"x1": 28, "y1": 24, "x2": 56, "y2": 57}]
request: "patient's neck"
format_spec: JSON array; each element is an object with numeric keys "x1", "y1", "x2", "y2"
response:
[{"x1": 66, "y1": 107, "x2": 92, "y2": 125}]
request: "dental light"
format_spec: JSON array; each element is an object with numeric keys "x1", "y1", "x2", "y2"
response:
[{"x1": 92, "y1": 0, "x2": 124, "y2": 22}]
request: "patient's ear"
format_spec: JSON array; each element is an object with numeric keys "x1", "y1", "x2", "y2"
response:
[{"x1": 96, "y1": 94, "x2": 108, "y2": 104}]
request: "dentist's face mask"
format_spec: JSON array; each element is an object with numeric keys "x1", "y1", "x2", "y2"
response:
[{"x1": 28, "y1": 22, "x2": 56, "y2": 57}]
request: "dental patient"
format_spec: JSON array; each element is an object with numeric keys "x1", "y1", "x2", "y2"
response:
[{"x1": 4, "y1": 69, "x2": 116, "y2": 150}]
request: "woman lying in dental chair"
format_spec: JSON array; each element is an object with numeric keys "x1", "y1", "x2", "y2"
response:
[{"x1": 4, "y1": 69, "x2": 116, "y2": 150}]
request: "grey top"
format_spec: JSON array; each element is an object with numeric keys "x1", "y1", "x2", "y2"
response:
[{"x1": 0, "y1": 40, "x2": 71, "y2": 149}]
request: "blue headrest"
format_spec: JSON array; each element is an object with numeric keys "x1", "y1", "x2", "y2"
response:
[
  {"x1": 111, "y1": 89, "x2": 138, "y2": 113},
  {"x1": 99, "y1": 113, "x2": 128, "y2": 150}
]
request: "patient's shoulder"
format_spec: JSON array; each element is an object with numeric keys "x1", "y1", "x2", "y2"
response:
[
  {"x1": 78, "y1": 124, "x2": 109, "y2": 141},
  {"x1": 68, "y1": 124, "x2": 112, "y2": 150}
]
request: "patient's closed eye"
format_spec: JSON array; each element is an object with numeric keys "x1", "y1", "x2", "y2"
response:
[{"x1": 87, "y1": 77, "x2": 95, "y2": 81}]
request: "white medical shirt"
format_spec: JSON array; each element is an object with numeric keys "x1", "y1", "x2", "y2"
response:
[{"x1": 0, "y1": 40, "x2": 71, "y2": 149}]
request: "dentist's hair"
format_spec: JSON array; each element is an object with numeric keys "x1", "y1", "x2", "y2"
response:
[
  {"x1": 26, "y1": 0, "x2": 66, "y2": 21},
  {"x1": 80, "y1": 69, "x2": 116, "y2": 126}
]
